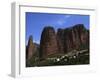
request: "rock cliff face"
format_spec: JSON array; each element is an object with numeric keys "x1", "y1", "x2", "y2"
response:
[
  {"x1": 57, "y1": 29, "x2": 65, "y2": 53},
  {"x1": 39, "y1": 24, "x2": 89, "y2": 58},
  {"x1": 26, "y1": 35, "x2": 34, "y2": 60},
  {"x1": 26, "y1": 35, "x2": 39, "y2": 60},
  {"x1": 63, "y1": 24, "x2": 89, "y2": 52},
  {"x1": 40, "y1": 26, "x2": 58, "y2": 58}
]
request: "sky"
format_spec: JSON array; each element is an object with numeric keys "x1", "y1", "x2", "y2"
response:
[{"x1": 26, "y1": 12, "x2": 89, "y2": 44}]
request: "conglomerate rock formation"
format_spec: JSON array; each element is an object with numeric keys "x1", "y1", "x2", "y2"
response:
[
  {"x1": 26, "y1": 35, "x2": 34, "y2": 60},
  {"x1": 63, "y1": 24, "x2": 89, "y2": 53},
  {"x1": 26, "y1": 35, "x2": 39, "y2": 60},
  {"x1": 26, "y1": 24, "x2": 89, "y2": 61},
  {"x1": 39, "y1": 24, "x2": 89, "y2": 58},
  {"x1": 40, "y1": 27, "x2": 58, "y2": 59}
]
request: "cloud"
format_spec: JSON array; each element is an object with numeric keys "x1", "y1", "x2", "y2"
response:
[
  {"x1": 57, "y1": 20, "x2": 65, "y2": 25},
  {"x1": 33, "y1": 40, "x2": 40, "y2": 44},
  {"x1": 57, "y1": 15, "x2": 71, "y2": 25},
  {"x1": 65, "y1": 15, "x2": 71, "y2": 18}
]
